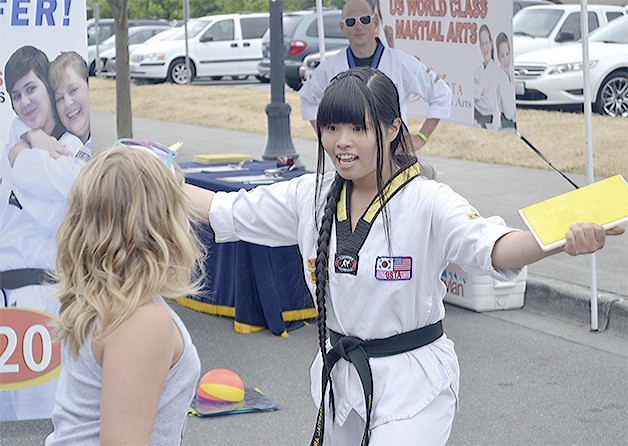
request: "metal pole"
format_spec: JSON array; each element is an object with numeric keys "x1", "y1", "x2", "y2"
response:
[
  {"x1": 316, "y1": 0, "x2": 326, "y2": 63},
  {"x1": 263, "y1": 0, "x2": 302, "y2": 166},
  {"x1": 183, "y1": 0, "x2": 191, "y2": 84},
  {"x1": 94, "y1": 3, "x2": 101, "y2": 74},
  {"x1": 579, "y1": 0, "x2": 598, "y2": 331}
]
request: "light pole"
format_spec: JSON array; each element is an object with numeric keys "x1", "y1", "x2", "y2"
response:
[{"x1": 262, "y1": 0, "x2": 302, "y2": 167}]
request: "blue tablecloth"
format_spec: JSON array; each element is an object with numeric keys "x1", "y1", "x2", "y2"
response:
[{"x1": 177, "y1": 161, "x2": 316, "y2": 336}]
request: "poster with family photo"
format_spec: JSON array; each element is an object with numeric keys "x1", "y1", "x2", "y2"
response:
[
  {"x1": 377, "y1": 0, "x2": 516, "y2": 131},
  {"x1": 0, "y1": 0, "x2": 89, "y2": 421}
]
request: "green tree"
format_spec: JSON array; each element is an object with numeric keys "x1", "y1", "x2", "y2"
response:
[
  {"x1": 128, "y1": 0, "x2": 183, "y2": 20},
  {"x1": 87, "y1": 0, "x2": 112, "y2": 18}
]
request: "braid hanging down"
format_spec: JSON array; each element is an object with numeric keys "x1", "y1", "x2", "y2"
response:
[{"x1": 314, "y1": 173, "x2": 343, "y2": 420}]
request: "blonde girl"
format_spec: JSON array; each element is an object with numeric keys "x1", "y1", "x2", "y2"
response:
[{"x1": 46, "y1": 146, "x2": 203, "y2": 446}]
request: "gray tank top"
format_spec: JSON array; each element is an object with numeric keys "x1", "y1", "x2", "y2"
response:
[{"x1": 45, "y1": 297, "x2": 201, "y2": 445}]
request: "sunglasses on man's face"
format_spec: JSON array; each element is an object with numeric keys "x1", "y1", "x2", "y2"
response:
[
  {"x1": 343, "y1": 15, "x2": 374, "y2": 27},
  {"x1": 115, "y1": 138, "x2": 179, "y2": 175}
]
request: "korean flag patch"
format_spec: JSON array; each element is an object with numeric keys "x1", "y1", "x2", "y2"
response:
[{"x1": 375, "y1": 256, "x2": 412, "y2": 281}]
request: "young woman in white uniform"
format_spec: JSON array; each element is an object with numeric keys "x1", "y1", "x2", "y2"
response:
[
  {"x1": 473, "y1": 24, "x2": 500, "y2": 130},
  {"x1": 186, "y1": 67, "x2": 623, "y2": 445}
]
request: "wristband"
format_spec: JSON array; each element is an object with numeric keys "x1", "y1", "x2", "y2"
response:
[{"x1": 417, "y1": 131, "x2": 428, "y2": 143}]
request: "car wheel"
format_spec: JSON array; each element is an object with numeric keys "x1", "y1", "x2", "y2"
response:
[
  {"x1": 231, "y1": 75, "x2": 248, "y2": 81},
  {"x1": 595, "y1": 70, "x2": 628, "y2": 118},
  {"x1": 256, "y1": 75, "x2": 270, "y2": 83},
  {"x1": 168, "y1": 58, "x2": 194, "y2": 85},
  {"x1": 210, "y1": 76, "x2": 223, "y2": 81},
  {"x1": 286, "y1": 79, "x2": 302, "y2": 91}
]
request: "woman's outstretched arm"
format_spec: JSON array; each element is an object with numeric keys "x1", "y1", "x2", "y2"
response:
[
  {"x1": 185, "y1": 183, "x2": 215, "y2": 224},
  {"x1": 492, "y1": 222, "x2": 625, "y2": 270}
]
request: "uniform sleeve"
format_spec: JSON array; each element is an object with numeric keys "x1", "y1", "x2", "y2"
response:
[
  {"x1": 430, "y1": 183, "x2": 522, "y2": 281},
  {"x1": 402, "y1": 53, "x2": 451, "y2": 119},
  {"x1": 11, "y1": 148, "x2": 87, "y2": 229},
  {"x1": 210, "y1": 174, "x2": 315, "y2": 247},
  {"x1": 299, "y1": 66, "x2": 328, "y2": 122}
]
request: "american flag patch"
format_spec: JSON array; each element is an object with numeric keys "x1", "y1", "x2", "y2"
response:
[
  {"x1": 75, "y1": 148, "x2": 92, "y2": 161},
  {"x1": 375, "y1": 256, "x2": 412, "y2": 281}
]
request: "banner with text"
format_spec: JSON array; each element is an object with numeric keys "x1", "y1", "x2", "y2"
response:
[
  {"x1": 379, "y1": 0, "x2": 516, "y2": 131},
  {"x1": 1, "y1": 0, "x2": 89, "y2": 421}
]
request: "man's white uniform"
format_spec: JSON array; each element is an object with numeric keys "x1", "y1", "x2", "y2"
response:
[
  {"x1": 300, "y1": 44, "x2": 452, "y2": 125},
  {"x1": 0, "y1": 118, "x2": 89, "y2": 420},
  {"x1": 208, "y1": 166, "x2": 522, "y2": 440}
]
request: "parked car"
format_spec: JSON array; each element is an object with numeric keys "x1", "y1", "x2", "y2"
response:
[
  {"x1": 512, "y1": 4, "x2": 626, "y2": 57},
  {"x1": 257, "y1": 9, "x2": 348, "y2": 91},
  {"x1": 514, "y1": 15, "x2": 628, "y2": 117},
  {"x1": 92, "y1": 25, "x2": 173, "y2": 77},
  {"x1": 129, "y1": 13, "x2": 269, "y2": 84},
  {"x1": 86, "y1": 18, "x2": 171, "y2": 75},
  {"x1": 255, "y1": 10, "x2": 311, "y2": 83},
  {"x1": 299, "y1": 46, "x2": 344, "y2": 84}
]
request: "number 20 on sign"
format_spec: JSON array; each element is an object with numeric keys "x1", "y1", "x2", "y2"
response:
[{"x1": 0, "y1": 309, "x2": 61, "y2": 390}]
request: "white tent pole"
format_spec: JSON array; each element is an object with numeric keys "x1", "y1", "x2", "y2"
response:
[
  {"x1": 579, "y1": 0, "x2": 598, "y2": 331},
  {"x1": 316, "y1": 0, "x2": 326, "y2": 63}
]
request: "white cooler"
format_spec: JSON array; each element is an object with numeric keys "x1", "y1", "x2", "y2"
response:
[{"x1": 441, "y1": 264, "x2": 527, "y2": 312}]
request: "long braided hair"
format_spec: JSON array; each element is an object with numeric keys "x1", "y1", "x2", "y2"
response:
[{"x1": 313, "y1": 67, "x2": 416, "y2": 415}]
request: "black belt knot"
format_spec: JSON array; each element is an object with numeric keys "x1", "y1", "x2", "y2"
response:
[{"x1": 336, "y1": 336, "x2": 362, "y2": 361}]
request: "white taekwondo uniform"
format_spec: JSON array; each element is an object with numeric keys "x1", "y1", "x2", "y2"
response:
[
  {"x1": 299, "y1": 43, "x2": 452, "y2": 125},
  {"x1": 473, "y1": 59, "x2": 501, "y2": 130},
  {"x1": 209, "y1": 165, "x2": 521, "y2": 441},
  {"x1": 0, "y1": 117, "x2": 89, "y2": 421}
]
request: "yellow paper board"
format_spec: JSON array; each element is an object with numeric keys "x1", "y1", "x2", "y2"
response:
[
  {"x1": 193, "y1": 154, "x2": 253, "y2": 165},
  {"x1": 518, "y1": 175, "x2": 628, "y2": 251}
]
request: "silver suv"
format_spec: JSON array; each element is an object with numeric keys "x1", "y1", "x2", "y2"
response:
[{"x1": 257, "y1": 10, "x2": 347, "y2": 91}]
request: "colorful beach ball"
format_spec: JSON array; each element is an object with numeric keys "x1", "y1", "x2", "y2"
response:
[{"x1": 197, "y1": 368, "x2": 245, "y2": 403}]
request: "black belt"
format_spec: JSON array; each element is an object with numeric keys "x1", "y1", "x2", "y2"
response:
[
  {"x1": 473, "y1": 109, "x2": 493, "y2": 128},
  {"x1": 310, "y1": 320, "x2": 444, "y2": 446},
  {"x1": 0, "y1": 268, "x2": 50, "y2": 289}
]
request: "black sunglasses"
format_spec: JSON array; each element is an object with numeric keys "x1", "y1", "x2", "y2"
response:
[{"x1": 343, "y1": 15, "x2": 373, "y2": 27}]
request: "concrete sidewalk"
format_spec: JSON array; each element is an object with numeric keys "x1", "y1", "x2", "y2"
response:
[{"x1": 92, "y1": 111, "x2": 627, "y2": 336}]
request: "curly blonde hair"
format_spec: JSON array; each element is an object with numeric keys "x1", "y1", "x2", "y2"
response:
[{"x1": 54, "y1": 146, "x2": 205, "y2": 356}]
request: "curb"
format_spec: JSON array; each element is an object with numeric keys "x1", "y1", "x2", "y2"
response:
[{"x1": 524, "y1": 275, "x2": 628, "y2": 337}]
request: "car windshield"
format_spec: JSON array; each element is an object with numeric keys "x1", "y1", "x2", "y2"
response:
[
  {"x1": 513, "y1": 9, "x2": 563, "y2": 38},
  {"x1": 162, "y1": 19, "x2": 210, "y2": 40},
  {"x1": 589, "y1": 16, "x2": 628, "y2": 44},
  {"x1": 144, "y1": 27, "x2": 181, "y2": 43}
]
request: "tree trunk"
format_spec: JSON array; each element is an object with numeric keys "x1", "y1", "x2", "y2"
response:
[{"x1": 107, "y1": 0, "x2": 132, "y2": 139}]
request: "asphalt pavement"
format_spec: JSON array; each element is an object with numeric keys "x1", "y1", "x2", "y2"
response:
[{"x1": 0, "y1": 111, "x2": 625, "y2": 445}]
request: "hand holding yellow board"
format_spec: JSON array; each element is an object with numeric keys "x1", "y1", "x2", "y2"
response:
[{"x1": 519, "y1": 175, "x2": 628, "y2": 251}]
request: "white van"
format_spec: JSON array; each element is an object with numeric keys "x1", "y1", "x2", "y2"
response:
[
  {"x1": 512, "y1": 4, "x2": 626, "y2": 57},
  {"x1": 129, "y1": 13, "x2": 269, "y2": 84}
]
